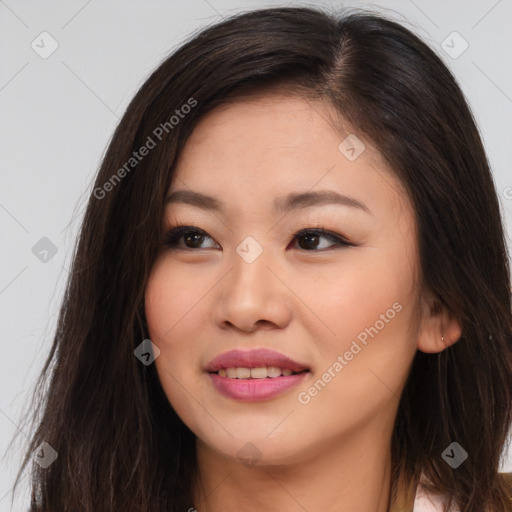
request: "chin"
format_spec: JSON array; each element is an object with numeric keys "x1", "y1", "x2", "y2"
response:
[{"x1": 196, "y1": 426, "x2": 316, "y2": 468}]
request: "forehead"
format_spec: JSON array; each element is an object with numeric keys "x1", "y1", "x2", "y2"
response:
[{"x1": 170, "y1": 93, "x2": 412, "y2": 220}]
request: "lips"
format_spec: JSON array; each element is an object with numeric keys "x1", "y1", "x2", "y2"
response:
[
  {"x1": 205, "y1": 348, "x2": 310, "y2": 402},
  {"x1": 205, "y1": 348, "x2": 310, "y2": 374}
]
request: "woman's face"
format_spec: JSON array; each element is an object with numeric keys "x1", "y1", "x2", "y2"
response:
[{"x1": 145, "y1": 93, "x2": 425, "y2": 466}]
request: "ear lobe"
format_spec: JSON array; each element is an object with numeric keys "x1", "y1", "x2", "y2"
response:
[{"x1": 417, "y1": 292, "x2": 462, "y2": 354}]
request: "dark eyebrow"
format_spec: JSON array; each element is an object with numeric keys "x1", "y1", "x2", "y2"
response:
[
  {"x1": 274, "y1": 190, "x2": 371, "y2": 215},
  {"x1": 165, "y1": 189, "x2": 224, "y2": 212},
  {"x1": 165, "y1": 189, "x2": 371, "y2": 215}
]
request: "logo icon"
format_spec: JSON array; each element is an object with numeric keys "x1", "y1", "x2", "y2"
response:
[
  {"x1": 442, "y1": 441, "x2": 468, "y2": 468},
  {"x1": 31, "y1": 32, "x2": 59, "y2": 59},
  {"x1": 236, "y1": 236, "x2": 263, "y2": 264},
  {"x1": 441, "y1": 32, "x2": 469, "y2": 59},
  {"x1": 134, "y1": 339, "x2": 161, "y2": 366},
  {"x1": 32, "y1": 237, "x2": 58, "y2": 263},
  {"x1": 33, "y1": 441, "x2": 58, "y2": 469},
  {"x1": 338, "y1": 134, "x2": 365, "y2": 161},
  {"x1": 237, "y1": 442, "x2": 262, "y2": 467}
]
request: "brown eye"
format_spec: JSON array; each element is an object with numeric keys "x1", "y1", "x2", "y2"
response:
[
  {"x1": 163, "y1": 225, "x2": 353, "y2": 252},
  {"x1": 290, "y1": 229, "x2": 353, "y2": 251},
  {"x1": 163, "y1": 226, "x2": 219, "y2": 250}
]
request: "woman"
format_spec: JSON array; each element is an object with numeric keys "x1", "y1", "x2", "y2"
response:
[{"x1": 12, "y1": 5, "x2": 512, "y2": 511}]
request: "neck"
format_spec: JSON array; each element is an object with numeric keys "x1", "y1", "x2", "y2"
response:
[{"x1": 192, "y1": 427, "x2": 396, "y2": 512}]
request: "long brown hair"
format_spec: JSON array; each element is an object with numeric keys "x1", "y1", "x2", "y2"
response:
[{"x1": 10, "y1": 6, "x2": 512, "y2": 511}]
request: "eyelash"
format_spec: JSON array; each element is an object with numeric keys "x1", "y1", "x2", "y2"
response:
[{"x1": 162, "y1": 224, "x2": 354, "y2": 252}]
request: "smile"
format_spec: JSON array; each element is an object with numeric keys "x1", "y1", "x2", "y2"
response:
[
  {"x1": 216, "y1": 366, "x2": 306, "y2": 378},
  {"x1": 205, "y1": 348, "x2": 311, "y2": 401}
]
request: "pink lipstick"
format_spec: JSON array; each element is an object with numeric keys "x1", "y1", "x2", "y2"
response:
[{"x1": 205, "y1": 348, "x2": 310, "y2": 402}]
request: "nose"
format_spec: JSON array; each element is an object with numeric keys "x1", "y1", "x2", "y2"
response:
[{"x1": 212, "y1": 247, "x2": 292, "y2": 333}]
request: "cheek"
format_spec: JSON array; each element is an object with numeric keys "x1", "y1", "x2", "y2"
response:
[
  {"x1": 144, "y1": 258, "x2": 209, "y2": 342},
  {"x1": 307, "y1": 251, "x2": 413, "y2": 346},
  {"x1": 302, "y1": 246, "x2": 419, "y2": 403},
  {"x1": 144, "y1": 262, "x2": 208, "y2": 428},
  {"x1": 144, "y1": 260, "x2": 206, "y2": 396}
]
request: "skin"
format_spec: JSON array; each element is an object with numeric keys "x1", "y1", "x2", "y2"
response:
[{"x1": 144, "y1": 93, "x2": 462, "y2": 512}]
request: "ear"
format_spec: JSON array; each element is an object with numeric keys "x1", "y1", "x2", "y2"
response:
[{"x1": 417, "y1": 290, "x2": 462, "y2": 353}]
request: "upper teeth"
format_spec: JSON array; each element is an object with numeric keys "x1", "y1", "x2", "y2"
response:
[{"x1": 218, "y1": 367, "x2": 295, "y2": 379}]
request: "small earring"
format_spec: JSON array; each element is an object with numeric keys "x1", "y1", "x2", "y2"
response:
[{"x1": 441, "y1": 331, "x2": 445, "y2": 342}]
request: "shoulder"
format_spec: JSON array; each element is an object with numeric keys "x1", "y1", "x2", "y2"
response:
[
  {"x1": 501, "y1": 471, "x2": 512, "y2": 488},
  {"x1": 412, "y1": 472, "x2": 459, "y2": 512},
  {"x1": 413, "y1": 485, "x2": 458, "y2": 512}
]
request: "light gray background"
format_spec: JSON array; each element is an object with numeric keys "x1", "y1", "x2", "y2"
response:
[{"x1": 1, "y1": 0, "x2": 511, "y2": 509}]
